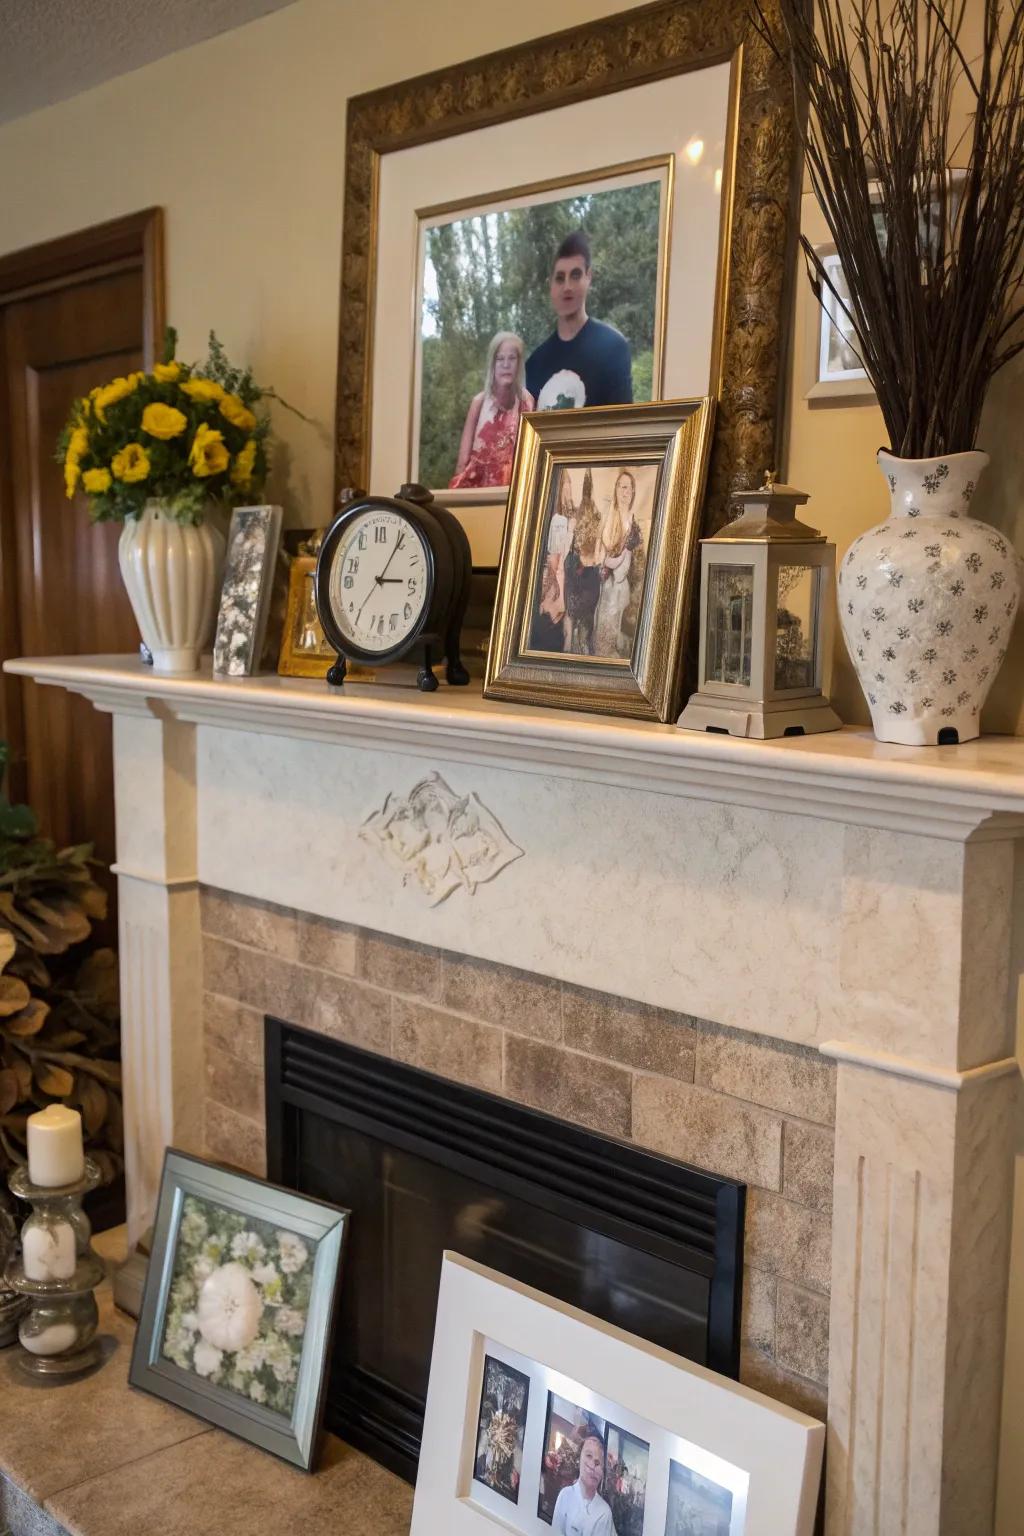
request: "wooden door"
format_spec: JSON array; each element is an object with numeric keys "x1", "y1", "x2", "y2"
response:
[{"x1": 0, "y1": 211, "x2": 164, "y2": 933}]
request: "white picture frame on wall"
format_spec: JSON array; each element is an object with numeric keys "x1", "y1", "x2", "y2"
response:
[
  {"x1": 803, "y1": 243, "x2": 875, "y2": 401},
  {"x1": 411, "y1": 1253, "x2": 824, "y2": 1536}
]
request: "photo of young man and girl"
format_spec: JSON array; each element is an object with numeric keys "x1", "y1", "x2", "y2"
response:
[
  {"x1": 417, "y1": 174, "x2": 664, "y2": 494},
  {"x1": 529, "y1": 462, "x2": 658, "y2": 661}
]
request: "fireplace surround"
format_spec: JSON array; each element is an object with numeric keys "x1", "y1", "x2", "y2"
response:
[
  {"x1": 265, "y1": 1019, "x2": 745, "y2": 1480},
  {"x1": 5, "y1": 654, "x2": 1022, "y2": 1535}
]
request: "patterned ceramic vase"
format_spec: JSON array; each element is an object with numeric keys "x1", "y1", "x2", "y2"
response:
[
  {"x1": 838, "y1": 450, "x2": 1020, "y2": 745},
  {"x1": 118, "y1": 499, "x2": 225, "y2": 674}
]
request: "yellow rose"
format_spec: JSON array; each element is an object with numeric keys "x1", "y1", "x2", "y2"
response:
[
  {"x1": 219, "y1": 394, "x2": 256, "y2": 433},
  {"x1": 230, "y1": 438, "x2": 257, "y2": 488},
  {"x1": 189, "y1": 423, "x2": 229, "y2": 478},
  {"x1": 82, "y1": 467, "x2": 112, "y2": 494},
  {"x1": 64, "y1": 460, "x2": 80, "y2": 499},
  {"x1": 111, "y1": 443, "x2": 151, "y2": 483},
  {"x1": 66, "y1": 426, "x2": 89, "y2": 465},
  {"x1": 92, "y1": 374, "x2": 139, "y2": 421},
  {"x1": 142, "y1": 402, "x2": 187, "y2": 440},
  {"x1": 153, "y1": 362, "x2": 181, "y2": 383},
  {"x1": 181, "y1": 377, "x2": 225, "y2": 405}
]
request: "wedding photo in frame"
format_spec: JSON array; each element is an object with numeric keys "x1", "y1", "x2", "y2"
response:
[
  {"x1": 335, "y1": 0, "x2": 800, "y2": 566},
  {"x1": 411, "y1": 1254, "x2": 823, "y2": 1536},
  {"x1": 485, "y1": 399, "x2": 715, "y2": 721}
]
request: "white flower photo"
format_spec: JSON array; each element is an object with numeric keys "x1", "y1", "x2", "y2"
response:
[{"x1": 160, "y1": 1193, "x2": 318, "y2": 1417}]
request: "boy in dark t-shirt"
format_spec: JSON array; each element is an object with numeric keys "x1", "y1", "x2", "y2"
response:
[{"x1": 525, "y1": 231, "x2": 633, "y2": 410}]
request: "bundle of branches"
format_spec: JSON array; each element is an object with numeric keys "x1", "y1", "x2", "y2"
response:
[
  {"x1": 0, "y1": 744, "x2": 122, "y2": 1182},
  {"x1": 757, "y1": 0, "x2": 1024, "y2": 457}
]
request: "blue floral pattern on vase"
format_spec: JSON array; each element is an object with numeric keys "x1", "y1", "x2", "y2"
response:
[{"x1": 838, "y1": 450, "x2": 1021, "y2": 745}]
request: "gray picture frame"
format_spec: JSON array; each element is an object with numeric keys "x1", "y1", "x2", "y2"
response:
[{"x1": 129, "y1": 1148, "x2": 348, "y2": 1471}]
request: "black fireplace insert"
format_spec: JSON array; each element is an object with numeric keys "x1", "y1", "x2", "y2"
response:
[{"x1": 265, "y1": 1017, "x2": 744, "y2": 1483}]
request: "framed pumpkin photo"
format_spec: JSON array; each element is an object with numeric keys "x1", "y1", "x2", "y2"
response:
[
  {"x1": 336, "y1": 0, "x2": 800, "y2": 565},
  {"x1": 485, "y1": 398, "x2": 714, "y2": 721},
  {"x1": 129, "y1": 1149, "x2": 348, "y2": 1471}
]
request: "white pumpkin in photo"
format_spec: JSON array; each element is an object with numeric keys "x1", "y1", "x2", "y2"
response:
[{"x1": 197, "y1": 1261, "x2": 263, "y2": 1352}]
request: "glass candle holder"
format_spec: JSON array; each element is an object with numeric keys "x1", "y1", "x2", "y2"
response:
[{"x1": 5, "y1": 1160, "x2": 105, "y2": 1379}]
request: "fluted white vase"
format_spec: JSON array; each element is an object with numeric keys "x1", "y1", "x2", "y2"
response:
[
  {"x1": 118, "y1": 500, "x2": 225, "y2": 674},
  {"x1": 838, "y1": 450, "x2": 1020, "y2": 745}
]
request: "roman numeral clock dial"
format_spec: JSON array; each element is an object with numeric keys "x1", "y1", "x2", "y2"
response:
[{"x1": 314, "y1": 486, "x2": 472, "y2": 693}]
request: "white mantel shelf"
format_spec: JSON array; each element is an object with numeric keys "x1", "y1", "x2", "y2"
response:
[{"x1": 7, "y1": 652, "x2": 1024, "y2": 840}]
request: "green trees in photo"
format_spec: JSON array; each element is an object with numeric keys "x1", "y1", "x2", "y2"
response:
[{"x1": 418, "y1": 181, "x2": 662, "y2": 489}]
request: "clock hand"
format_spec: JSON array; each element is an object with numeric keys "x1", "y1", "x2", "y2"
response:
[
  {"x1": 378, "y1": 577, "x2": 403, "y2": 584},
  {"x1": 377, "y1": 532, "x2": 405, "y2": 582}
]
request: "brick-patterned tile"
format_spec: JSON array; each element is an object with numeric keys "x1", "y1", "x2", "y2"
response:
[
  {"x1": 783, "y1": 1121, "x2": 834, "y2": 1214},
  {"x1": 311, "y1": 972, "x2": 392, "y2": 1056},
  {"x1": 739, "y1": 1344, "x2": 827, "y2": 1421},
  {"x1": 632, "y1": 1077, "x2": 783, "y2": 1190},
  {"x1": 204, "y1": 1100, "x2": 266, "y2": 1178},
  {"x1": 742, "y1": 1265, "x2": 777, "y2": 1357},
  {"x1": 745, "y1": 1189, "x2": 832, "y2": 1294},
  {"x1": 563, "y1": 986, "x2": 697, "y2": 1079},
  {"x1": 205, "y1": 1044, "x2": 264, "y2": 1123},
  {"x1": 203, "y1": 993, "x2": 263, "y2": 1071},
  {"x1": 504, "y1": 1036, "x2": 631, "y2": 1138},
  {"x1": 392, "y1": 998, "x2": 501, "y2": 1092},
  {"x1": 776, "y1": 1281, "x2": 830, "y2": 1384},
  {"x1": 695, "y1": 1031, "x2": 836, "y2": 1126},
  {"x1": 201, "y1": 888, "x2": 298, "y2": 959},
  {"x1": 442, "y1": 955, "x2": 561, "y2": 1040},
  {"x1": 359, "y1": 933, "x2": 440, "y2": 1000},
  {"x1": 296, "y1": 912, "x2": 358, "y2": 977}
]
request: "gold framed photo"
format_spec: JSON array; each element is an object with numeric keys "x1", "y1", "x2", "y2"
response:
[
  {"x1": 277, "y1": 555, "x2": 334, "y2": 679},
  {"x1": 336, "y1": 1, "x2": 799, "y2": 566},
  {"x1": 485, "y1": 399, "x2": 714, "y2": 722}
]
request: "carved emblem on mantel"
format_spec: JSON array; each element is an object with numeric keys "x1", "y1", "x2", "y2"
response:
[{"x1": 360, "y1": 772, "x2": 523, "y2": 905}]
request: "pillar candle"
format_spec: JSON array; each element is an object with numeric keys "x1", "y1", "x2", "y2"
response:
[{"x1": 26, "y1": 1105, "x2": 84, "y2": 1188}]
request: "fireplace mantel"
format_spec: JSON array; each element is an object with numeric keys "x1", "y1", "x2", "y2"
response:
[
  {"x1": 8, "y1": 654, "x2": 1024, "y2": 838},
  {"x1": 5, "y1": 650, "x2": 1022, "y2": 1536}
]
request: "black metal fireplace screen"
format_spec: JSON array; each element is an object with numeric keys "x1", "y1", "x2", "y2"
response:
[{"x1": 265, "y1": 1018, "x2": 744, "y2": 1483}]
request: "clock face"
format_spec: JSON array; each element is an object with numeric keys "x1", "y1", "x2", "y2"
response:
[{"x1": 326, "y1": 507, "x2": 430, "y2": 653}]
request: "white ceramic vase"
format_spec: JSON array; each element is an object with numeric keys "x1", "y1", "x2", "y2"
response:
[
  {"x1": 838, "y1": 450, "x2": 1020, "y2": 745},
  {"x1": 118, "y1": 499, "x2": 225, "y2": 674}
]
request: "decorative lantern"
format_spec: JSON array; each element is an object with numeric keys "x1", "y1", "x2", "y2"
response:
[{"x1": 678, "y1": 475, "x2": 842, "y2": 738}]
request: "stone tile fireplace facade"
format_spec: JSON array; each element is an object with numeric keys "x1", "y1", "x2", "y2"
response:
[
  {"x1": 200, "y1": 888, "x2": 834, "y2": 1419},
  {"x1": 8, "y1": 656, "x2": 1022, "y2": 1535}
]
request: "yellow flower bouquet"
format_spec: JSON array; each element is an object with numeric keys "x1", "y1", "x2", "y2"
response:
[{"x1": 56, "y1": 330, "x2": 276, "y2": 525}]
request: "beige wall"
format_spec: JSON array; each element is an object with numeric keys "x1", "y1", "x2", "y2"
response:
[{"x1": 0, "y1": 0, "x2": 1021, "y2": 1516}]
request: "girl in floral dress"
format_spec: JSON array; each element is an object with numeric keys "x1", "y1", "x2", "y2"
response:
[{"x1": 449, "y1": 332, "x2": 534, "y2": 489}]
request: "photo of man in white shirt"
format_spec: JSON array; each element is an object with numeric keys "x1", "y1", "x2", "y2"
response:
[{"x1": 552, "y1": 1432, "x2": 618, "y2": 1536}]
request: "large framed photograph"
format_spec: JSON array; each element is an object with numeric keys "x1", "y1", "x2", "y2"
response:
[
  {"x1": 411, "y1": 1253, "x2": 824, "y2": 1536},
  {"x1": 485, "y1": 398, "x2": 714, "y2": 721},
  {"x1": 129, "y1": 1149, "x2": 348, "y2": 1471},
  {"x1": 336, "y1": 1, "x2": 800, "y2": 565}
]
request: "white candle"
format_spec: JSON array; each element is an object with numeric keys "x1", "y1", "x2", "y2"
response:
[
  {"x1": 26, "y1": 1105, "x2": 84, "y2": 1188},
  {"x1": 22, "y1": 1221, "x2": 77, "y2": 1281}
]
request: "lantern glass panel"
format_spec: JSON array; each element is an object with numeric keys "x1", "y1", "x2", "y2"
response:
[
  {"x1": 774, "y1": 563, "x2": 819, "y2": 691},
  {"x1": 705, "y1": 564, "x2": 754, "y2": 686}
]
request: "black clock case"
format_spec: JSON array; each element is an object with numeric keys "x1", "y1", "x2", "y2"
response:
[{"x1": 314, "y1": 486, "x2": 471, "y2": 692}]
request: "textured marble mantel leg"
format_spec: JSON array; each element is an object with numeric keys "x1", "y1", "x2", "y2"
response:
[
  {"x1": 112, "y1": 713, "x2": 203, "y2": 1247},
  {"x1": 824, "y1": 831, "x2": 1020, "y2": 1535}
]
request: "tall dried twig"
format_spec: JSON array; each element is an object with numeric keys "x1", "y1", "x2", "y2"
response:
[{"x1": 755, "y1": 0, "x2": 1024, "y2": 456}]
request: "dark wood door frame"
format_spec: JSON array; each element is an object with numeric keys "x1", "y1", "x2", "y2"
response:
[{"x1": 0, "y1": 208, "x2": 164, "y2": 798}]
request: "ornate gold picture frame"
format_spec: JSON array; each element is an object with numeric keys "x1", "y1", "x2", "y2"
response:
[
  {"x1": 277, "y1": 556, "x2": 334, "y2": 679},
  {"x1": 485, "y1": 399, "x2": 715, "y2": 721},
  {"x1": 336, "y1": 1, "x2": 799, "y2": 555}
]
